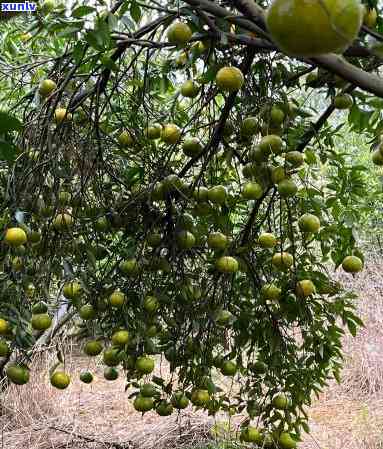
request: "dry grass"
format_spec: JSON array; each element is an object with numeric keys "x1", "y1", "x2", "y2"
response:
[{"x1": 1, "y1": 261, "x2": 383, "y2": 449}]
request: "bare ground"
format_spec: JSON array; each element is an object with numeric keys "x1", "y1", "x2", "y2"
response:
[{"x1": 2, "y1": 261, "x2": 383, "y2": 449}]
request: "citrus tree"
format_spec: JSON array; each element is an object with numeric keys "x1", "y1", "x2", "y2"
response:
[{"x1": 0, "y1": 0, "x2": 382, "y2": 446}]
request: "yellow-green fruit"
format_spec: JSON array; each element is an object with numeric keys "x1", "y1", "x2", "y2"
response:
[
  {"x1": 80, "y1": 371, "x2": 93, "y2": 384},
  {"x1": 112, "y1": 330, "x2": 130, "y2": 346},
  {"x1": 285, "y1": 150, "x2": 304, "y2": 167},
  {"x1": 135, "y1": 356, "x2": 155, "y2": 374},
  {"x1": 372, "y1": 149, "x2": 383, "y2": 166},
  {"x1": 171, "y1": 391, "x2": 189, "y2": 409},
  {"x1": 194, "y1": 186, "x2": 209, "y2": 202},
  {"x1": 342, "y1": 255, "x2": 363, "y2": 273},
  {"x1": 156, "y1": 400, "x2": 174, "y2": 416},
  {"x1": 146, "y1": 124, "x2": 162, "y2": 140},
  {"x1": 84, "y1": 340, "x2": 103, "y2": 356},
  {"x1": 220, "y1": 360, "x2": 237, "y2": 376},
  {"x1": 258, "y1": 232, "x2": 277, "y2": 249},
  {"x1": 240, "y1": 427, "x2": 262, "y2": 444},
  {"x1": 270, "y1": 106, "x2": 285, "y2": 125},
  {"x1": 167, "y1": 21, "x2": 193, "y2": 45},
  {"x1": 242, "y1": 182, "x2": 263, "y2": 200},
  {"x1": 134, "y1": 395, "x2": 154, "y2": 412},
  {"x1": 180, "y1": 80, "x2": 200, "y2": 98},
  {"x1": 272, "y1": 393, "x2": 289, "y2": 409},
  {"x1": 191, "y1": 389, "x2": 210, "y2": 406},
  {"x1": 0, "y1": 319, "x2": 10, "y2": 335},
  {"x1": 259, "y1": 134, "x2": 283, "y2": 155},
  {"x1": 51, "y1": 371, "x2": 70, "y2": 389},
  {"x1": 109, "y1": 291, "x2": 126, "y2": 308},
  {"x1": 104, "y1": 367, "x2": 119, "y2": 380},
  {"x1": 119, "y1": 258, "x2": 139, "y2": 276},
  {"x1": 208, "y1": 185, "x2": 227, "y2": 204},
  {"x1": 176, "y1": 230, "x2": 196, "y2": 249},
  {"x1": 296, "y1": 279, "x2": 316, "y2": 298},
  {"x1": 266, "y1": 0, "x2": 363, "y2": 57},
  {"x1": 298, "y1": 213, "x2": 321, "y2": 233},
  {"x1": 215, "y1": 66, "x2": 244, "y2": 92},
  {"x1": 94, "y1": 216, "x2": 109, "y2": 232},
  {"x1": 29, "y1": 230, "x2": 41, "y2": 244},
  {"x1": 53, "y1": 213, "x2": 74, "y2": 230},
  {"x1": 6, "y1": 364, "x2": 29, "y2": 385},
  {"x1": 31, "y1": 313, "x2": 52, "y2": 331},
  {"x1": 272, "y1": 252, "x2": 294, "y2": 270},
  {"x1": 79, "y1": 304, "x2": 96, "y2": 320},
  {"x1": 215, "y1": 310, "x2": 233, "y2": 326},
  {"x1": 0, "y1": 340, "x2": 10, "y2": 357},
  {"x1": 241, "y1": 116, "x2": 258, "y2": 136},
  {"x1": 103, "y1": 347, "x2": 122, "y2": 367},
  {"x1": 54, "y1": 108, "x2": 72, "y2": 123},
  {"x1": 334, "y1": 93, "x2": 353, "y2": 109},
  {"x1": 364, "y1": 7, "x2": 378, "y2": 28},
  {"x1": 279, "y1": 432, "x2": 297, "y2": 449},
  {"x1": 4, "y1": 227, "x2": 27, "y2": 247},
  {"x1": 63, "y1": 281, "x2": 81, "y2": 299},
  {"x1": 207, "y1": 232, "x2": 228, "y2": 250},
  {"x1": 161, "y1": 124, "x2": 181, "y2": 144},
  {"x1": 216, "y1": 256, "x2": 239, "y2": 273},
  {"x1": 182, "y1": 137, "x2": 203, "y2": 157},
  {"x1": 278, "y1": 178, "x2": 298, "y2": 198},
  {"x1": 39, "y1": 79, "x2": 56, "y2": 97},
  {"x1": 271, "y1": 166, "x2": 286, "y2": 184},
  {"x1": 118, "y1": 130, "x2": 133, "y2": 147},
  {"x1": 143, "y1": 295, "x2": 159, "y2": 313},
  {"x1": 261, "y1": 283, "x2": 282, "y2": 301},
  {"x1": 12, "y1": 257, "x2": 23, "y2": 271}
]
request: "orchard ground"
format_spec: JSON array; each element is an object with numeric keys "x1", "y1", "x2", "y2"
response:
[{"x1": 2, "y1": 258, "x2": 383, "y2": 449}]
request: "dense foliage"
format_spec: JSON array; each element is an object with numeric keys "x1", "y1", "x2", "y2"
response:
[{"x1": 0, "y1": 0, "x2": 383, "y2": 446}]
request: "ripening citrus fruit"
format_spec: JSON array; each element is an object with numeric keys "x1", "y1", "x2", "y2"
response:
[
  {"x1": 80, "y1": 371, "x2": 93, "y2": 384},
  {"x1": 215, "y1": 66, "x2": 244, "y2": 92},
  {"x1": 296, "y1": 279, "x2": 316, "y2": 298},
  {"x1": 242, "y1": 182, "x2": 263, "y2": 200},
  {"x1": 215, "y1": 256, "x2": 239, "y2": 273},
  {"x1": 182, "y1": 137, "x2": 203, "y2": 157},
  {"x1": 241, "y1": 116, "x2": 258, "y2": 136},
  {"x1": 334, "y1": 93, "x2": 353, "y2": 109},
  {"x1": 207, "y1": 232, "x2": 228, "y2": 250},
  {"x1": 180, "y1": 80, "x2": 200, "y2": 98},
  {"x1": 109, "y1": 291, "x2": 126, "y2": 308},
  {"x1": 161, "y1": 124, "x2": 181, "y2": 144},
  {"x1": 145, "y1": 123, "x2": 162, "y2": 140},
  {"x1": 191, "y1": 389, "x2": 210, "y2": 406},
  {"x1": 0, "y1": 318, "x2": 9, "y2": 335},
  {"x1": 134, "y1": 395, "x2": 154, "y2": 412},
  {"x1": 261, "y1": 283, "x2": 282, "y2": 301},
  {"x1": 39, "y1": 79, "x2": 56, "y2": 97},
  {"x1": 31, "y1": 313, "x2": 52, "y2": 331},
  {"x1": 167, "y1": 21, "x2": 192, "y2": 45},
  {"x1": 4, "y1": 227, "x2": 27, "y2": 247},
  {"x1": 258, "y1": 232, "x2": 277, "y2": 249},
  {"x1": 208, "y1": 185, "x2": 227, "y2": 204},
  {"x1": 364, "y1": 7, "x2": 378, "y2": 28},
  {"x1": 84, "y1": 340, "x2": 103, "y2": 356},
  {"x1": 342, "y1": 255, "x2": 363, "y2": 273},
  {"x1": 272, "y1": 252, "x2": 294, "y2": 270},
  {"x1": 278, "y1": 178, "x2": 298, "y2": 198},
  {"x1": 63, "y1": 281, "x2": 81, "y2": 299},
  {"x1": 266, "y1": 0, "x2": 364, "y2": 57},
  {"x1": 104, "y1": 367, "x2": 119, "y2": 380},
  {"x1": 103, "y1": 347, "x2": 123, "y2": 367},
  {"x1": 285, "y1": 150, "x2": 304, "y2": 167},
  {"x1": 54, "y1": 108, "x2": 72, "y2": 123},
  {"x1": 111, "y1": 330, "x2": 130, "y2": 346},
  {"x1": 272, "y1": 393, "x2": 289, "y2": 409},
  {"x1": 119, "y1": 258, "x2": 139, "y2": 276},
  {"x1": 118, "y1": 130, "x2": 133, "y2": 147},
  {"x1": 176, "y1": 230, "x2": 196, "y2": 249},
  {"x1": 240, "y1": 427, "x2": 262, "y2": 444},
  {"x1": 171, "y1": 391, "x2": 189, "y2": 409},
  {"x1": 50, "y1": 371, "x2": 70, "y2": 389},
  {"x1": 53, "y1": 213, "x2": 73, "y2": 230},
  {"x1": 135, "y1": 356, "x2": 155, "y2": 374},
  {"x1": 279, "y1": 432, "x2": 297, "y2": 449},
  {"x1": 298, "y1": 213, "x2": 321, "y2": 233},
  {"x1": 220, "y1": 360, "x2": 237, "y2": 376},
  {"x1": 6, "y1": 364, "x2": 29, "y2": 385},
  {"x1": 0, "y1": 340, "x2": 10, "y2": 357},
  {"x1": 259, "y1": 134, "x2": 283, "y2": 155},
  {"x1": 79, "y1": 304, "x2": 96, "y2": 320}
]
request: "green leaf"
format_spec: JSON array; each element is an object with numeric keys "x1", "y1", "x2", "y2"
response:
[
  {"x1": 84, "y1": 30, "x2": 104, "y2": 51},
  {"x1": 72, "y1": 5, "x2": 96, "y2": 18},
  {"x1": 0, "y1": 112, "x2": 22, "y2": 134},
  {"x1": 0, "y1": 140, "x2": 18, "y2": 161},
  {"x1": 130, "y1": 1, "x2": 142, "y2": 23}
]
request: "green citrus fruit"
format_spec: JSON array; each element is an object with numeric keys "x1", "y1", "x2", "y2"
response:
[
  {"x1": 79, "y1": 304, "x2": 96, "y2": 320},
  {"x1": 63, "y1": 281, "x2": 81, "y2": 299},
  {"x1": 118, "y1": 130, "x2": 133, "y2": 147},
  {"x1": 84, "y1": 340, "x2": 103, "y2": 356},
  {"x1": 134, "y1": 395, "x2": 154, "y2": 412},
  {"x1": 259, "y1": 135, "x2": 283, "y2": 155},
  {"x1": 285, "y1": 151, "x2": 304, "y2": 167},
  {"x1": 176, "y1": 230, "x2": 196, "y2": 249},
  {"x1": 103, "y1": 347, "x2": 123, "y2": 367},
  {"x1": 140, "y1": 383, "x2": 158, "y2": 397},
  {"x1": 258, "y1": 232, "x2": 277, "y2": 249},
  {"x1": 334, "y1": 93, "x2": 353, "y2": 109},
  {"x1": 104, "y1": 367, "x2": 119, "y2": 380},
  {"x1": 242, "y1": 182, "x2": 263, "y2": 200},
  {"x1": 135, "y1": 356, "x2": 155, "y2": 374},
  {"x1": 119, "y1": 258, "x2": 139, "y2": 276},
  {"x1": 182, "y1": 137, "x2": 203, "y2": 157},
  {"x1": 156, "y1": 400, "x2": 174, "y2": 416},
  {"x1": 277, "y1": 178, "x2": 298, "y2": 198},
  {"x1": 270, "y1": 106, "x2": 285, "y2": 125},
  {"x1": 180, "y1": 80, "x2": 200, "y2": 98},
  {"x1": 215, "y1": 256, "x2": 239, "y2": 273},
  {"x1": 298, "y1": 213, "x2": 321, "y2": 233},
  {"x1": 208, "y1": 185, "x2": 227, "y2": 204},
  {"x1": 215, "y1": 66, "x2": 244, "y2": 92},
  {"x1": 0, "y1": 340, "x2": 10, "y2": 357},
  {"x1": 143, "y1": 295, "x2": 159, "y2": 313},
  {"x1": 241, "y1": 117, "x2": 258, "y2": 136},
  {"x1": 111, "y1": 330, "x2": 130, "y2": 346},
  {"x1": 80, "y1": 371, "x2": 93, "y2": 384},
  {"x1": 342, "y1": 255, "x2": 363, "y2": 273},
  {"x1": 207, "y1": 232, "x2": 228, "y2": 250},
  {"x1": 171, "y1": 391, "x2": 189, "y2": 409},
  {"x1": 191, "y1": 389, "x2": 210, "y2": 406},
  {"x1": 296, "y1": 279, "x2": 316, "y2": 298},
  {"x1": 167, "y1": 21, "x2": 192, "y2": 45},
  {"x1": 220, "y1": 360, "x2": 237, "y2": 376},
  {"x1": 31, "y1": 313, "x2": 52, "y2": 331},
  {"x1": 279, "y1": 432, "x2": 297, "y2": 449},
  {"x1": 4, "y1": 227, "x2": 27, "y2": 247},
  {"x1": 6, "y1": 364, "x2": 29, "y2": 385},
  {"x1": 51, "y1": 371, "x2": 70, "y2": 389},
  {"x1": 272, "y1": 252, "x2": 294, "y2": 270},
  {"x1": 240, "y1": 427, "x2": 262, "y2": 444},
  {"x1": 109, "y1": 291, "x2": 126, "y2": 308},
  {"x1": 261, "y1": 283, "x2": 282, "y2": 301}
]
